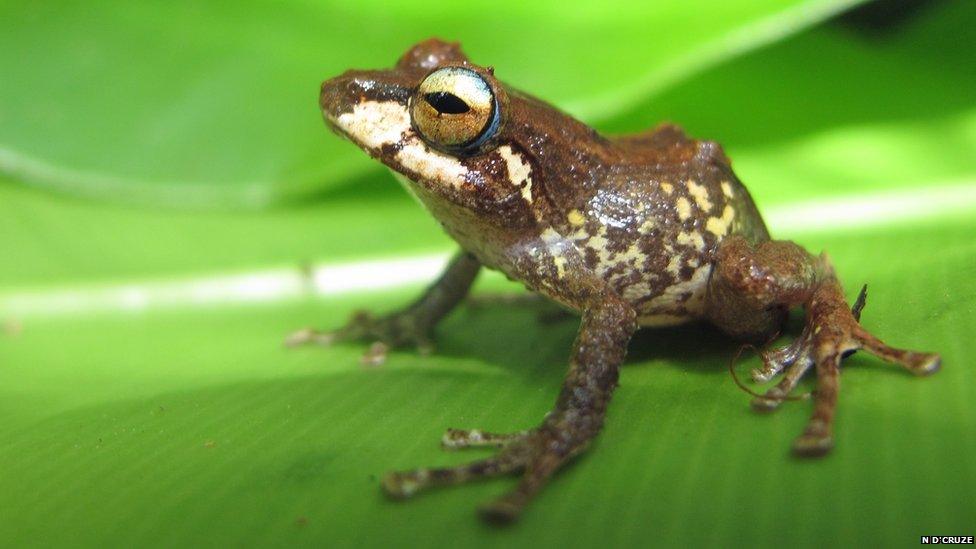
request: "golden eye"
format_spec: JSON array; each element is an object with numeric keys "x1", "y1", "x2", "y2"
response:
[{"x1": 410, "y1": 67, "x2": 499, "y2": 152}]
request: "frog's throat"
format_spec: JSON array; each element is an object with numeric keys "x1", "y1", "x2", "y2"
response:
[{"x1": 390, "y1": 171, "x2": 428, "y2": 209}]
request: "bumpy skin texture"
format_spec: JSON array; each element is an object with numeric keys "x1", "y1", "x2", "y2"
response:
[{"x1": 293, "y1": 39, "x2": 941, "y2": 523}]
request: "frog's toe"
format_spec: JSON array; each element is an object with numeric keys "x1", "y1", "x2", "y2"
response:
[
  {"x1": 382, "y1": 421, "x2": 600, "y2": 523},
  {"x1": 852, "y1": 325, "x2": 941, "y2": 376},
  {"x1": 441, "y1": 428, "x2": 530, "y2": 450},
  {"x1": 283, "y1": 327, "x2": 340, "y2": 347},
  {"x1": 750, "y1": 285, "x2": 940, "y2": 459},
  {"x1": 359, "y1": 341, "x2": 390, "y2": 367},
  {"x1": 381, "y1": 454, "x2": 524, "y2": 500},
  {"x1": 285, "y1": 309, "x2": 438, "y2": 360},
  {"x1": 751, "y1": 352, "x2": 814, "y2": 412},
  {"x1": 284, "y1": 310, "x2": 373, "y2": 347},
  {"x1": 752, "y1": 330, "x2": 811, "y2": 383},
  {"x1": 792, "y1": 426, "x2": 834, "y2": 457},
  {"x1": 382, "y1": 429, "x2": 534, "y2": 500}
]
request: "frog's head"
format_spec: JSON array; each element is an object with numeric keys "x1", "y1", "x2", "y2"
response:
[{"x1": 320, "y1": 39, "x2": 606, "y2": 232}]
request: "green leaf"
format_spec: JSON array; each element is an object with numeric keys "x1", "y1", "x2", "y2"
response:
[
  {"x1": 0, "y1": 0, "x2": 863, "y2": 208},
  {"x1": 602, "y1": 0, "x2": 976, "y2": 204},
  {"x1": 1, "y1": 220, "x2": 973, "y2": 547},
  {"x1": 2, "y1": 2, "x2": 976, "y2": 547}
]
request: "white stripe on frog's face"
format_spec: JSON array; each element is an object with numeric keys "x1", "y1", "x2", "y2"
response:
[
  {"x1": 332, "y1": 100, "x2": 469, "y2": 190},
  {"x1": 332, "y1": 100, "x2": 410, "y2": 149}
]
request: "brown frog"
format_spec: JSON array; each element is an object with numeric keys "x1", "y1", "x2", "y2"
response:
[{"x1": 290, "y1": 39, "x2": 940, "y2": 523}]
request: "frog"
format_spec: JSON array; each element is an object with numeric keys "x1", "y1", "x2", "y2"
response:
[{"x1": 289, "y1": 38, "x2": 941, "y2": 524}]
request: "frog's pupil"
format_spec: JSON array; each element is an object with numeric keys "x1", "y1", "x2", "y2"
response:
[{"x1": 424, "y1": 92, "x2": 470, "y2": 114}]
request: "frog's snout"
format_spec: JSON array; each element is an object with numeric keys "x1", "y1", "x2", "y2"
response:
[
  {"x1": 319, "y1": 71, "x2": 356, "y2": 122},
  {"x1": 319, "y1": 70, "x2": 411, "y2": 124}
]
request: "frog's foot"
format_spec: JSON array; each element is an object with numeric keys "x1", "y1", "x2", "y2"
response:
[
  {"x1": 750, "y1": 284, "x2": 868, "y2": 386},
  {"x1": 749, "y1": 283, "x2": 940, "y2": 456},
  {"x1": 382, "y1": 422, "x2": 595, "y2": 524},
  {"x1": 285, "y1": 309, "x2": 434, "y2": 364},
  {"x1": 285, "y1": 252, "x2": 481, "y2": 364},
  {"x1": 381, "y1": 428, "x2": 531, "y2": 501},
  {"x1": 709, "y1": 238, "x2": 941, "y2": 458}
]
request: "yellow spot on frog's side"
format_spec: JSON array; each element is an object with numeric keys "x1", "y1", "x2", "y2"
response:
[
  {"x1": 676, "y1": 197, "x2": 692, "y2": 221},
  {"x1": 553, "y1": 255, "x2": 568, "y2": 279},
  {"x1": 705, "y1": 205, "x2": 736, "y2": 236},
  {"x1": 660, "y1": 182, "x2": 674, "y2": 195},
  {"x1": 638, "y1": 219, "x2": 656, "y2": 234},
  {"x1": 586, "y1": 227, "x2": 609, "y2": 253},
  {"x1": 569, "y1": 227, "x2": 590, "y2": 241},
  {"x1": 686, "y1": 179, "x2": 713, "y2": 211},
  {"x1": 623, "y1": 282, "x2": 651, "y2": 302},
  {"x1": 568, "y1": 209, "x2": 586, "y2": 226},
  {"x1": 644, "y1": 265, "x2": 713, "y2": 315},
  {"x1": 615, "y1": 242, "x2": 646, "y2": 269},
  {"x1": 720, "y1": 180, "x2": 734, "y2": 198},
  {"x1": 586, "y1": 226, "x2": 620, "y2": 277},
  {"x1": 676, "y1": 230, "x2": 705, "y2": 251},
  {"x1": 498, "y1": 145, "x2": 533, "y2": 203},
  {"x1": 666, "y1": 254, "x2": 683, "y2": 277},
  {"x1": 541, "y1": 227, "x2": 570, "y2": 279}
]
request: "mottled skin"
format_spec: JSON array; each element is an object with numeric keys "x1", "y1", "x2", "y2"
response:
[{"x1": 291, "y1": 39, "x2": 941, "y2": 523}]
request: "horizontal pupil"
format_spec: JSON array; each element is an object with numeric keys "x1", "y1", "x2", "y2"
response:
[{"x1": 424, "y1": 92, "x2": 470, "y2": 114}]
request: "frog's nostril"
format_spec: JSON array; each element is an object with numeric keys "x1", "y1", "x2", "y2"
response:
[
  {"x1": 319, "y1": 92, "x2": 337, "y2": 121},
  {"x1": 320, "y1": 70, "x2": 412, "y2": 119},
  {"x1": 320, "y1": 74, "x2": 366, "y2": 117},
  {"x1": 319, "y1": 75, "x2": 359, "y2": 120}
]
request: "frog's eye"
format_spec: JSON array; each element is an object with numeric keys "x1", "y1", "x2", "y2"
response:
[{"x1": 410, "y1": 66, "x2": 500, "y2": 153}]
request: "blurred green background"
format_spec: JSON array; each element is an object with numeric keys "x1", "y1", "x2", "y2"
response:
[{"x1": 1, "y1": 0, "x2": 974, "y2": 547}]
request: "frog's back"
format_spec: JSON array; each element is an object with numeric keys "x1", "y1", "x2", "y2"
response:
[{"x1": 565, "y1": 124, "x2": 769, "y2": 326}]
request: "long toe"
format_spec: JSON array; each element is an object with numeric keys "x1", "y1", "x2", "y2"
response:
[{"x1": 792, "y1": 432, "x2": 834, "y2": 457}]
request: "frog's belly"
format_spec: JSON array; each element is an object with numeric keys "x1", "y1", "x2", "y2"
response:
[
  {"x1": 636, "y1": 311, "x2": 702, "y2": 327},
  {"x1": 628, "y1": 263, "x2": 714, "y2": 327}
]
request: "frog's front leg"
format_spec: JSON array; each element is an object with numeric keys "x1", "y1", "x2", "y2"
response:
[
  {"x1": 286, "y1": 251, "x2": 480, "y2": 362},
  {"x1": 707, "y1": 236, "x2": 941, "y2": 456},
  {"x1": 382, "y1": 285, "x2": 636, "y2": 523}
]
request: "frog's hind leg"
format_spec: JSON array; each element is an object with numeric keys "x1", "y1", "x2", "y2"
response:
[
  {"x1": 381, "y1": 287, "x2": 636, "y2": 523},
  {"x1": 707, "y1": 236, "x2": 940, "y2": 456}
]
